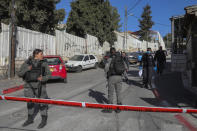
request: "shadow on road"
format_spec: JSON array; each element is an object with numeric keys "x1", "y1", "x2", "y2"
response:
[
  {"x1": 155, "y1": 72, "x2": 195, "y2": 107},
  {"x1": 140, "y1": 98, "x2": 161, "y2": 106},
  {"x1": 127, "y1": 70, "x2": 139, "y2": 77},
  {"x1": 140, "y1": 62, "x2": 196, "y2": 108},
  {"x1": 0, "y1": 126, "x2": 37, "y2": 131},
  {"x1": 47, "y1": 79, "x2": 63, "y2": 84},
  {"x1": 127, "y1": 79, "x2": 142, "y2": 87},
  {"x1": 127, "y1": 69, "x2": 143, "y2": 87},
  {"x1": 88, "y1": 89, "x2": 108, "y2": 104}
]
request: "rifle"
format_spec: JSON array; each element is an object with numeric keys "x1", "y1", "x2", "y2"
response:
[
  {"x1": 38, "y1": 81, "x2": 42, "y2": 98},
  {"x1": 38, "y1": 61, "x2": 45, "y2": 98}
]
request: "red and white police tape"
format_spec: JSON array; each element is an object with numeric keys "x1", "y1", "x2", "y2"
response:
[{"x1": 0, "y1": 95, "x2": 197, "y2": 113}]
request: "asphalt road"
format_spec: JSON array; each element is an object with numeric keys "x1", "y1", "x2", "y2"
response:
[{"x1": 0, "y1": 65, "x2": 194, "y2": 131}]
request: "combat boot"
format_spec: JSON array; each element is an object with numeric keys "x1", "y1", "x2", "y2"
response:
[
  {"x1": 22, "y1": 115, "x2": 34, "y2": 127},
  {"x1": 142, "y1": 84, "x2": 148, "y2": 89},
  {"x1": 37, "y1": 116, "x2": 47, "y2": 129},
  {"x1": 115, "y1": 102, "x2": 122, "y2": 113}
]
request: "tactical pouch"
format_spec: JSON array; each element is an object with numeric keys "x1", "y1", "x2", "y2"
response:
[{"x1": 25, "y1": 68, "x2": 41, "y2": 82}]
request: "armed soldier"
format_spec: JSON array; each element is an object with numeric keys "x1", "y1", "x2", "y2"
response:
[
  {"x1": 140, "y1": 48, "x2": 155, "y2": 89},
  {"x1": 103, "y1": 47, "x2": 126, "y2": 113},
  {"x1": 154, "y1": 46, "x2": 166, "y2": 75},
  {"x1": 18, "y1": 49, "x2": 51, "y2": 129},
  {"x1": 121, "y1": 51, "x2": 129, "y2": 83}
]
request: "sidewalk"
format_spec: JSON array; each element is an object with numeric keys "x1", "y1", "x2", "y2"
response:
[
  {"x1": 0, "y1": 77, "x2": 24, "y2": 94},
  {"x1": 154, "y1": 61, "x2": 195, "y2": 108},
  {"x1": 129, "y1": 59, "x2": 197, "y2": 130}
]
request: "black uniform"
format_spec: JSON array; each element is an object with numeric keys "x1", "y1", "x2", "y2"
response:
[
  {"x1": 122, "y1": 56, "x2": 129, "y2": 82},
  {"x1": 154, "y1": 50, "x2": 166, "y2": 75},
  {"x1": 141, "y1": 52, "x2": 155, "y2": 88},
  {"x1": 122, "y1": 56, "x2": 129, "y2": 70}
]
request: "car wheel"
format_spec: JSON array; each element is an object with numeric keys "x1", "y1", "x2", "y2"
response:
[
  {"x1": 76, "y1": 66, "x2": 82, "y2": 73},
  {"x1": 94, "y1": 63, "x2": 98, "y2": 69},
  {"x1": 63, "y1": 78, "x2": 67, "y2": 83}
]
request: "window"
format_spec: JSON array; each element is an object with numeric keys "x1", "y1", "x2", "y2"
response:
[
  {"x1": 70, "y1": 55, "x2": 84, "y2": 61},
  {"x1": 84, "y1": 56, "x2": 89, "y2": 61},
  {"x1": 90, "y1": 55, "x2": 95, "y2": 60},
  {"x1": 45, "y1": 58, "x2": 62, "y2": 65}
]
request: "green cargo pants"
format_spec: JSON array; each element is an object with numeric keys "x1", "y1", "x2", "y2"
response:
[
  {"x1": 24, "y1": 83, "x2": 48, "y2": 117},
  {"x1": 108, "y1": 75, "x2": 122, "y2": 104}
]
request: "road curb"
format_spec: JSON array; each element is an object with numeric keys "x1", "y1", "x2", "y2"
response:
[{"x1": 1, "y1": 85, "x2": 24, "y2": 95}]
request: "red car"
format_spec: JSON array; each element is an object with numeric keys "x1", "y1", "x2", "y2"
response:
[{"x1": 44, "y1": 55, "x2": 67, "y2": 83}]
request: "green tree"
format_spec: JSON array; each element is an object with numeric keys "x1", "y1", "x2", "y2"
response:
[
  {"x1": 66, "y1": 0, "x2": 121, "y2": 46},
  {"x1": 103, "y1": 1, "x2": 121, "y2": 46},
  {"x1": 0, "y1": 0, "x2": 10, "y2": 31},
  {"x1": 0, "y1": 0, "x2": 65, "y2": 35},
  {"x1": 138, "y1": 4, "x2": 154, "y2": 41},
  {"x1": 163, "y1": 33, "x2": 172, "y2": 48}
]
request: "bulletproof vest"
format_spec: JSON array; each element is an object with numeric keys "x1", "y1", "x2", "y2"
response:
[
  {"x1": 25, "y1": 59, "x2": 45, "y2": 82},
  {"x1": 146, "y1": 54, "x2": 154, "y2": 67},
  {"x1": 143, "y1": 53, "x2": 154, "y2": 67},
  {"x1": 156, "y1": 51, "x2": 165, "y2": 62}
]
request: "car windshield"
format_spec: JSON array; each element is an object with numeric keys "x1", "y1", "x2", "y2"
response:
[
  {"x1": 70, "y1": 55, "x2": 84, "y2": 61},
  {"x1": 44, "y1": 57, "x2": 62, "y2": 65},
  {"x1": 128, "y1": 52, "x2": 138, "y2": 57}
]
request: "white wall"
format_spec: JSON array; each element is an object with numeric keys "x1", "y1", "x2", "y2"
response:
[
  {"x1": 0, "y1": 24, "x2": 10, "y2": 66},
  {"x1": 0, "y1": 23, "x2": 164, "y2": 66},
  {"x1": 114, "y1": 31, "x2": 160, "y2": 52},
  {"x1": 56, "y1": 30, "x2": 86, "y2": 57},
  {"x1": 16, "y1": 26, "x2": 56, "y2": 59}
]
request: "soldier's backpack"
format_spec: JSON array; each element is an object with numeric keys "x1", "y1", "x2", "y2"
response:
[{"x1": 109, "y1": 53, "x2": 125, "y2": 76}]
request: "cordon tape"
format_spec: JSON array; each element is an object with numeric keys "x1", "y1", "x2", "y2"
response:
[{"x1": 0, "y1": 95, "x2": 197, "y2": 113}]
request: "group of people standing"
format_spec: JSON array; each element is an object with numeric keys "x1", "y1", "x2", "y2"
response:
[
  {"x1": 103, "y1": 46, "x2": 166, "y2": 113},
  {"x1": 17, "y1": 46, "x2": 166, "y2": 128},
  {"x1": 141, "y1": 46, "x2": 166, "y2": 89}
]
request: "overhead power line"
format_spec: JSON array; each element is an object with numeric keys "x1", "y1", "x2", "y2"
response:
[
  {"x1": 127, "y1": 0, "x2": 143, "y2": 14},
  {"x1": 131, "y1": 15, "x2": 170, "y2": 27}
]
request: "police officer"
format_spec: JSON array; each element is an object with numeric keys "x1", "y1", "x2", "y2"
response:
[
  {"x1": 121, "y1": 51, "x2": 129, "y2": 83},
  {"x1": 103, "y1": 47, "x2": 125, "y2": 113},
  {"x1": 154, "y1": 46, "x2": 166, "y2": 75},
  {"x1": 18, "y1": 49, "x2": 51, "y2": 129},
  {"x1": 121, "y1": 52, "x2": 129, "y2": 69},
  {"x1": 140, "y1": 48, "x2": 155, "y2": 89}
]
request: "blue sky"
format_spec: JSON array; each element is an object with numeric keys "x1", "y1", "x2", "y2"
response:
[{"x1": 56, "y1": 0, "x2": 197, "y2": 37}]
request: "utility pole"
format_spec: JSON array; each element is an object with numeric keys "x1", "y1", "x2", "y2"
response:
[
  {"x1": 167, "y1": 32, "x2": 168, "y2": 49},
  {"x1": 123, "y1": 6, "x2": 127, "y2": 51},
  {"x1": 8, "y1": 0, "x2": 16, "y2": 78},
  {"x1": 125, "y1": 8, "x2": 128, "y2": 52},
  {"x1": 85, "y1": 34, "x2": 88, "y2": 54},
  {"x1": 146, "y1": 31, "x2": 148, "y2": 49}
]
